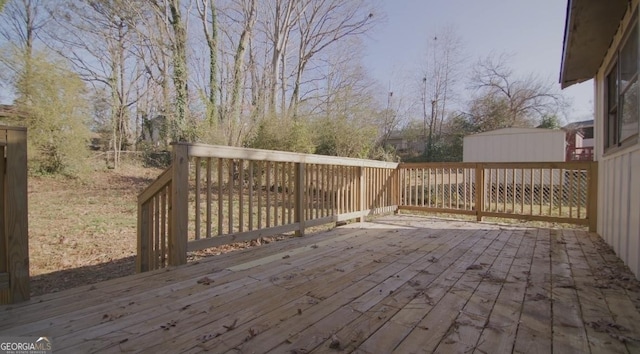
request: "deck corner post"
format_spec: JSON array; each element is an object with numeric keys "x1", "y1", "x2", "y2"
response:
[
  {"x1": 295, "y1": 162, "x2": 306, "y2": 236},
  {"x1": 587, "y1": 161, "x2": 598, "y2": 233},
  {"x1": 169, "y1": 143, "x2": 189, "y2": 267},
  {"x1": 475, "y1": 164, "x2": 484, "y2": 222},
  {"x1": 3, "y1": 128, "x2": 30, "y2": 304}
]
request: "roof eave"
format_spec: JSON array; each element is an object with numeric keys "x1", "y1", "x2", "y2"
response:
[{"x1": 559, "y1": 0, "x2": 629, "y2": 89}]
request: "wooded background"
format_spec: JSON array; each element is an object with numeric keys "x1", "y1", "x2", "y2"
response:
[{"x1": 0, "y1": 0, "x2": 568, "y2": 174}]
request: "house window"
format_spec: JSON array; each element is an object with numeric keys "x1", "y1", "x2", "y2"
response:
[{"x1": 605, "y1": 19, "x2": 639, "y2": 152}]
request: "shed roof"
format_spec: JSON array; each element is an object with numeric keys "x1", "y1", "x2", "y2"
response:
[
  {"x1": 560, "y1": 0, "x2": 628, "y2": 88},
  {"x1": 563, "y1": 119, "x2": 594, "y2": 130},
  {"x1": 466, "y1": 127, "x2": 564, "y2": 138}
]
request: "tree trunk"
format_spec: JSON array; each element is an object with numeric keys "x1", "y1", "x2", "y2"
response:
[
  {"x1": 228, "y1": 0, "x2": 257, "y2": 145},
  {"x1": 169, "y1": 0, "x2": 189, "y2": 141}
]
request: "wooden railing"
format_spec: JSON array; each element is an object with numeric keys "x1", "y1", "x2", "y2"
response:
[
  {"x1": 137, "y1": 143, "x2": 399, "y2": 272},
  {"x1": 397, "y1": 162, "x2": 597, "y2": 231},
  {"x1": 0, "y1": 126, "x2": 29, "y2": 304},
  {"x1": 567, "y1": 146, "x2": 594, "y2": 161},
  {"x1": 138, "y1": 143, "x2": 599, "y2": 273}
]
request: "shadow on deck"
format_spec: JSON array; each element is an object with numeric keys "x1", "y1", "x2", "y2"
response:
[{"x1": 2, "y1": 214, "x2": 640, "y2": 353}]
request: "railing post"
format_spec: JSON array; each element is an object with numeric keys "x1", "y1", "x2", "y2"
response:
[
  {"x1": 475, "y1": 164, "x2": 484, "y2": 222},
  {"x1": 170, "y1": 143, "x2": 189, "y2": 266},
  {"x1": 295, "y1": 162, "x2": 306, "y2": 236},
  {"x1": 2, "y1": 128, "x2": 29, "y2": 304},
  {"x1": 587, "y1": 162, "x2": 598, "y2": 233}
]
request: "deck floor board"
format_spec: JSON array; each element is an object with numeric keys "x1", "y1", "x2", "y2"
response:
[{"x1": 2, "y1": 215, "x2": 640, "y2": 353}]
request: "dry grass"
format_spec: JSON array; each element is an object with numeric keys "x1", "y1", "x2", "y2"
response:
[{"x1": 28, "y1": 163, "x2": 164, "y2": 295}]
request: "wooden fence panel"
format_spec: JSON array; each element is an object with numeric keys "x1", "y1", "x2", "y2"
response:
[{"x1": 397, "y1": 162, "x2": 596, "y2": 227}]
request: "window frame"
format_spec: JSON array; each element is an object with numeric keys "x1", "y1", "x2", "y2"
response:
[{"x1": 604, "y1": 14, "x2": 640, "y2": 155}]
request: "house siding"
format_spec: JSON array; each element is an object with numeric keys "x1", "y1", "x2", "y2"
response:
[{"x1": 595, "y1": 0, "x2": 640, "y2": 278}]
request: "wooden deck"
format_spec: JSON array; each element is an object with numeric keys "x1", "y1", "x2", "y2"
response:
[{"x1": 2, "y1": 215, "x2": 640, "y2": 353}]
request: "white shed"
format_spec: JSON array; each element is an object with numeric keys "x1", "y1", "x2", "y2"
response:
[{"x1": 463, "y1": 128, "x2": 566, "y2": 162}]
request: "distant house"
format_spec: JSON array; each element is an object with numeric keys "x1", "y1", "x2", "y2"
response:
[
  {"x1": 140, "y1": 115, "x2": 168, "y2": 148},
  {"x1": 563, "y1": 119, "x2": 594, "y2": 161},
  {"x1": 384, "y1": 130, "x2": 425, "y2": 156},
  {"x1": 0, "y1": 105, "x2": 25, "y2": 125},
  {"x1": 561, "y1": 0, "x2": 640, "y2": 277},
  {"x1": 463, "y1": 127, "x2": 566, "y2": 162}
]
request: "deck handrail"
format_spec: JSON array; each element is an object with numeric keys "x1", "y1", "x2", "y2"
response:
[
  {"x1": 137, "y1": 143, "x2": 598, "y2": 273},
  {"x1": 0, "y1": 126, "x2": 29, "y2": 304}
]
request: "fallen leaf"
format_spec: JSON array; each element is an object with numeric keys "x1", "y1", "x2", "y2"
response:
[
  {"x1": 246, "y1": 327, "x2": 257, "y2": 341},
  {"x1": 161, "y1": 320, "x2": 177, "y2": 330},
  {"x1": 223, "y1": 319, "x2": 238, "y2": 331},
  {"x1": 329, "y1": 334, "x2": 341, "y2": 349},
  {"x1": 197, "y1": 277, "x2": 214, "y2": 285}
]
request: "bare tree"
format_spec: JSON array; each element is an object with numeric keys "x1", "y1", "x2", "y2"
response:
[
  {"x1": 262, "y1": 0, "x2": 296, "y2": 115},
  {"x1": 226, "y1": 0, "x2": 256, "y2": 145},
  {"x1": 288, "y1": 0, "x2": 378, "y2": 118},
  {"x1": 0, "y1": 0, "x2": 51, "y2": 82},
  {"x1": 0, "y1": 0, "x2": 43, "y2": 58},
  {"x1": 196, "y1": 0, "x2": 219, "y2": 125},
  {"x1": 51, "y1": 0, "x2": 147, "y2": 168},
  {"x1": 469, "y1": 53, "x2": 565, "y2": 130},
  {"x1": 418, "y1": 26, "x2": 465, "y2": 161},
  {"x1": 144, "y1": 0, "x2": 190, "y2": 141}
]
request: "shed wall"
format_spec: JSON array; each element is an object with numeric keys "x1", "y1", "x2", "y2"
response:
[{"x1": 463, "y1": 130, "x2": 566, "y2": 162}]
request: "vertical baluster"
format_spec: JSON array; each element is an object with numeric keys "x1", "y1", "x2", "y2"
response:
[
  {"x1": 266, "y1": 161, "x2": 271, "y2": 227},
  {"x1": 161, "y1": 186, "x2": 167, "y2": 267},
  {"x1": 549, "y1": 169, "x2": 554, "y2": 217},
  {"x1": 502, "y1": 168, "x2": 507, "y2": 213},
  {"x1": 217, "y1": 159, "x2": 223, "y2": 235},
  {"x1": 512, "y1": 168, "x2": 516, "y2": 214},
  {"x1": 257, "y1": 161, "x2": 262, "y2": 229},
  {"x1": 206, "y1": 158, "x2": 212, "y2": 238},
  {"x1": 239, "y1": 160, "x2": 244, "y2": 233},
  {"x1": 529, "y1": 169, "x2": 534, "y2": 215},
  {"x1": 228, "y1": 159, "x2": 234, "y2": 234},
  {"x1": 569, "y1": 168, "x2": 574, "y2": 219},
  {"x1": 248, "y1": 161, "x2": 254, "y2": 231},
  {"x1": 449, "y1": 168, "x2": 452, "y2": 209},
  {"x1": 288, "y1": 162, "x2": 294, "y2": 224},
  {"x1": 195, "y1": 157, "x2": 201, "y2": 240},
  {"x1": 282, "y1": 162, "x2": 287, "y2": 226},
  {"x1": 274, "y1": 163, "x2": 279, "y2": 226},
  {"x1": 539, "y1": 168, "x2": 544, "y2": 215},
  {"x1": 160, "y1": 186, "x2": 170, "y2": 268}
]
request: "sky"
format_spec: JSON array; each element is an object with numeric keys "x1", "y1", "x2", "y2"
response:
[{"x1": 362, "y1": 0, "x2": 594, "y2": 123}]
